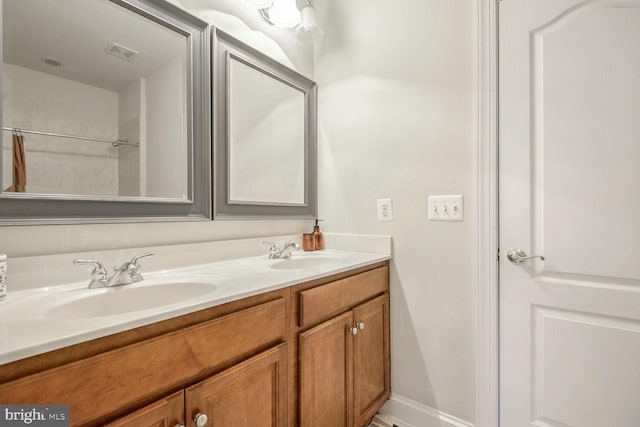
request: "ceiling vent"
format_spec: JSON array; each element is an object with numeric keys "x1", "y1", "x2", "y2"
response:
[{"x1": 105, "y1": 43, "x2": 139, "y2": 61}]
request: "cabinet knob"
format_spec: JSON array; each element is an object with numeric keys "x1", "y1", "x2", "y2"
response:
[
  {"x1": 357, "y1": 322, "x2": 365, "y2": 330},
  {"x1": 351, "y1": 327, "x2": 358, "y2": 335},
  {"x1": 174, "y1": 424, "x2": 186, "y2": 427},
  {"x1": 194, "y1": 412, "x2": 208, "y2": 427}
]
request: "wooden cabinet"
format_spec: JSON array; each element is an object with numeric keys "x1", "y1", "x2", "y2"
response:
[
  {"x1": 296, "y1": 266, "x2": 390, "y2": 427},
  {"x1": 106, "y1": 344, "x2": 288, "y2": 427},
  {"x1": 0, "y1": 261, "x2": 389, "y2": 427},
  {"x1": 104, "y1": 391, "x2": 184, "y2": 427},
  {"x1": 299, "y1": 312, "x2": 354, "y2": 427},
  {"x1": 352, "y1": 295, "x2": 390, "y2": 427},
  {"x1": 0, "y1": 293, "x2": 288, "y2": 427},
  {"x1": 186, "y1": 344, "x2": 288, "y2": 427}
]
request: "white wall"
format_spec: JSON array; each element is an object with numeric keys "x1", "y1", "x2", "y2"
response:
[
  {"x1": 315, "y1": 0, "x2": 478, "y2": 423},
  {"x1": 145, "y1": 57, "x2": 187, "y2": 198},
  {"x1": 229, "y1": 59, "x2": 305, "y2": 204},
  {"x1": 2, "y1": 63, "x2": 119, "y2": 196},
  {"x1": 118, "y1": 79, "x2": 142, "y2": 197}
]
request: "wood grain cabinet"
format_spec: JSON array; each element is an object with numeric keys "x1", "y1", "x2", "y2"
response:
[
  {"x1": 104, "y1": 391, "x2": 185, "y2": 427},
  {"x1": 352, "y1": 295, "x2": 390, "y2": 426},
  {"x1": 186, "y1": 344, "x2": 288, "y2": 427},
  {"x1": 0, "y1": 294, "x2": 288, "y2": 427},
  {"x1": 299, "y1": 311, "x2": 354, "y2": 426},
  {"x1": 0, "y1": 261, "x2": 390, "y2": 427},
  {"x1": 105, "y1": 344, "x2": 288, "y2": 427},
  {"x1": 296, "y1": 266, "x2": 390, "y2": 427}
]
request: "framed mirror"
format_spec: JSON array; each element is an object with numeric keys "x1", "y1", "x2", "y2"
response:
[
  {"x1": 0, "y1": 0, "x2": 211, "y2": 223},
  {"x1": 213, "y1": 29, "x2": 317, "y2": 219}
]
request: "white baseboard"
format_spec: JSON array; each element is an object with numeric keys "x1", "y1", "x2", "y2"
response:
[{"x1": 378, "y1": 393, "x2": 475, "y2": 427}]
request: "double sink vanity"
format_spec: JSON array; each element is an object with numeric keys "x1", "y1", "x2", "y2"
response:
[
  {"x1": 0, "y1": 0, "x2": 388, "y2": 425},
  {"x1": 0, "y1": 246, "x2": 391, "y2": 427}
]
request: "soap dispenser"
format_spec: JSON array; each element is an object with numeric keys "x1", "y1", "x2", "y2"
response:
[{"x1": 313, "y1": 219, "x2": 325, "y2": 250}]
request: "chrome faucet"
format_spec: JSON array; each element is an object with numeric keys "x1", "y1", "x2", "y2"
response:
[
  {"x1": 107, "y1": 253, "x2": 154, "y2": 287},
  {"x1": 263, "y1": 240, "x2": 301, "y2": 259},
  {"x1": 73, "y1": 259, "x2": 108, "y2": 289},
  {"x1": 74, "y1": 253, "x2": 154, "y2": 288}
]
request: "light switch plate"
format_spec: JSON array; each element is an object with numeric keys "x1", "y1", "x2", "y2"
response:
[
  {"x1": 377, "y1": 198, "x2": 393, "y2": 222},
  {"x1": 428, "y1": 195, "x2": 463, "y2": 221}
]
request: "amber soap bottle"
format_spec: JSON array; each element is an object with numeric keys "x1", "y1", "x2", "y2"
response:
[
  {"x1": 302, "y1": 233, "x2": 315, "y2": 251},
  {"x1": 313, "y1": 219, "x2": 325, "y2": 250}
]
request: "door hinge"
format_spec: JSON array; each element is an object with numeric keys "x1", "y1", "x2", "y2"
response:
[{"x1": 496, "y1": 248, "x2": 500, "y2": 261}]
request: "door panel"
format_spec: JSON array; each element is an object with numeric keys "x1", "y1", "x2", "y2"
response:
[
  {"x1": 499, "y1": 0, "x2": 640, "y2": 425},
  {"x1": 532, "y1": 307, "x2": 640, "y2": 426},
  {"x1": 104, "y1": 391, "x2": 184, "y2": 427},
  {"x1": 533, "y1": 3, "x2": 640, "y2": 281},
  {"x1": 185, "y1": 344, "x2": 287, "y2": 427},
  {"x1": 353, "y1": 295, "x2": 390, "y2": 427},
  {"x1": 299, "y1": 311, "x2": 353, "y2": 427}
]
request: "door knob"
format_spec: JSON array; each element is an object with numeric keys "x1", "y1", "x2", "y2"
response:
[
  {"x1": 194, "y1": 412, "x2": 208, "y2": 427},
  {"x1": 506, "y1": 248, "x2": 544, "y2": 264}
]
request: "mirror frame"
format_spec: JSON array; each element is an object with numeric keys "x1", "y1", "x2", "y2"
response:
[
  {"x1": 0, "y1": 0, "x2": 211, "y2": 224},
  {"x1": 213, "y1": 29, "x2": 317, "y2": 219}
]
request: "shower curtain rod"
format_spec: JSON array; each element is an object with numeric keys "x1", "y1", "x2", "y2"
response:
[{"x1": 2, "y1": 126, "x2": 139, "y2": 147}]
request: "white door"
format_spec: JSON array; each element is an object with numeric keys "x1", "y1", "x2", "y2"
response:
[{"x1": 499, "y1": 1, "x2": 640, "y2": 426}]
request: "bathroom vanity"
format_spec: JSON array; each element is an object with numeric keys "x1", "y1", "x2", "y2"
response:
[{"x1": 0, "y1": 251, "x2": 390, "y2": 427}]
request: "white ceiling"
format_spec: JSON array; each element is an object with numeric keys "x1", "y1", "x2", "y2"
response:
[{"x1": 3, "y1": 0, "x2": 186, "y2": 92}]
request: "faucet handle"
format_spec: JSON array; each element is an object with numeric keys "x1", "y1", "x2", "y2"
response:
[
  {"x1": 126, "y1": 254, "x2": 154, "y2": 282},
  {"x1": 130, "y1": 253, "x2": 154, "y2": 268},
  {"x1": 284, "y1": 240, "x2": 300, "y2": 249},
  {"x1": 73, "y1": 259, "x2": 108, "y2": 289},
  {"x1": 280, "y1": 241, "x2": 301, "y2": 259},
  {"x1": 74, "y1": 258, "x2": 106, "y2": 274},
  {"x1": 263, "y1": 240, "x2": 279, "y2": 259}
]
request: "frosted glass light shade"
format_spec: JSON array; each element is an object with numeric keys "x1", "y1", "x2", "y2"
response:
[
  {"x1": 266, "y1": 0, "x2": 301, "y2": 28},
  {"x1": 295, "y1": 5, "x2": 324, "y2": 41}
]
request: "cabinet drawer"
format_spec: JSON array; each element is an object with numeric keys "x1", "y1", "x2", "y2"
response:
[
  {"x1": 299, "y1": 266, "x2": 388, "y2": 328},
  {"x1": 0, "y1": 298, "x2": 285, "y2": 426}
]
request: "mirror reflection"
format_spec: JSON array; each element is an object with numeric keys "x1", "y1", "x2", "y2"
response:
[
  {"x1": 228, "y1": 56, "x2": 305, "y2": 205},
  {"x1": 2, "y1": 0, "x2": 188, "y2": 199}
]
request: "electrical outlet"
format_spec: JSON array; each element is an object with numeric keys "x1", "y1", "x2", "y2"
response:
[
  {"x1": 377, "y1": 198, "x2": 393, "y2": 222},
  {"x1": 428, "y1": 195, "x2": 463, "y2": 221}
]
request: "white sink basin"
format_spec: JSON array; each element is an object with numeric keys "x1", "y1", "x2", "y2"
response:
[
  {"x1": 44, "y1": 280, "x2": 218, "y2": 320},
  {"x1": 269, "y1": 256, "x2": 343, "y2": 270}
]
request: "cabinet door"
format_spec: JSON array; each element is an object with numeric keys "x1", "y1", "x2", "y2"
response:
[
  {"x1": 104, "y1": 390, "x2": 184, "y2": 427},
  {"x1": 185, "y1": 344, "x2": 287, "y2": 427},
  {"x1": 353, "y1": 295, "x2": 390, "y2": 427},
  {"x1": 299, "y1": 311, "x2": 354, "y2": 427}
]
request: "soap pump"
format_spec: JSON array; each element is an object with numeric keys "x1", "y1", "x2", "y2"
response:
[{"x1": 313, "y1": 219, "x2": 325, "y2": 250}]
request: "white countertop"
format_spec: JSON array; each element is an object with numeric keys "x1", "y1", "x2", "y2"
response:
[{"x1": 0, "y1": 249, "x2": 389, "y2": 365}]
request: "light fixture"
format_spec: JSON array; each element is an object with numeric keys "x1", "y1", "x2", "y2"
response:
[
  {"x1": 295, "y1": 0, "x2": 323, "y2": 42},
  {"x1": 258, "y1": 0, "x2": 301, "y2": 29},
  {"x1": 248, "y1": 0, "x2": 324, "y2": 42}
]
